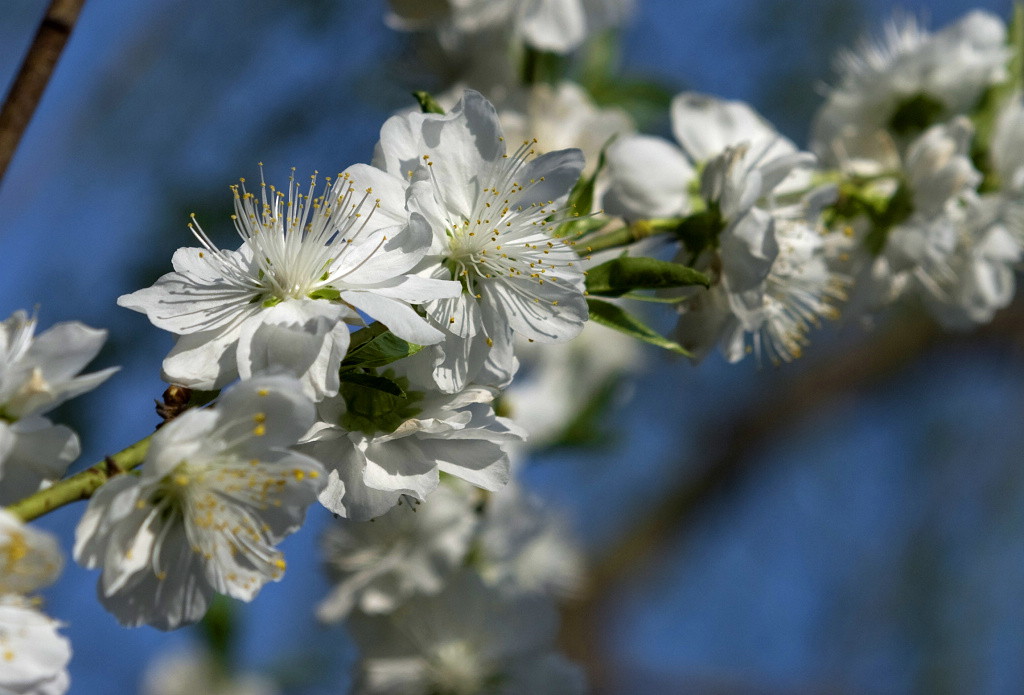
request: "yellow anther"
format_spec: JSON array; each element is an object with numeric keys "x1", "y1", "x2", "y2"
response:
[{"x1": 254, "y1": 424, "x2": 266, "y2": 437}]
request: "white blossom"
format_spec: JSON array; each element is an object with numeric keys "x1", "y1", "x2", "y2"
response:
[
  {"x1": 385, "y1": 0, "x2": 634, "y2": 54},
  {"x1": 142, "y1": 647, "x2": 279, "y2": 695},
  {"x1": 477, "y1": 481, "x2": 584, "y2": 598},
  {"x1": 835, "y1": 117, "x2": 1010, "y2": 326},
  {"x1": 0, "y1": 311, "x2": 117, "y2": 505},
  {"x1": 349, "y1": 572, "x2": 585, "y2": 695},
  {"x1": 503, "y1": 320, "x2": 641, "y2": 447},
  {"x1": 499, "y1": 81, "x2": 633, "y2": 177},
  {"x1": 0, "y1": 511, "x2": 70, "y2": 695},
  {"x1": 118, "y1": 167, "x2": 459, "y2": 401},
  {"x1": 812, "y1": 11, "x2": 1009, "y2": 167},
  {"x1": 300, "y1": 351, "x2": 524, "y2": 521},
  {"x1": 317, "y1": 481, "x2": 477, "y2": 622},
  {"x1": 602, "y1": 92, "x2": 811, "y2": 220},
  {"x1": 73, "y1": 375, "x2": 325, "y2": 630},
  {"x1": 0, "y1": 597, "x2": 71, "y2": 695},
  {"x1": 373, "y1": 90, "x2": 589, "y2": 392},
  {"x1": 920, "y1": 196, "x2": 1023, "y2": 327},
  {"x1": 672, "y1": 147, "x2": 844, "y2": 364},
  {"x1": 0, "y1": 511, "x2": 63, "y2": 596}
]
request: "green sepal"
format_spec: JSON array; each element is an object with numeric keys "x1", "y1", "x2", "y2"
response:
[
  {"x1": 412, "y1": 91, "x2": 445, "y2": 115},
  {"x1": 674, "y1": 206, "x2": 723, "y2": 256},
  {"x1": 554, "y1": 136, "x2": 615, "y2": 238},
  {"x1": 342, "y1": 323, "x2": 423, "y2": 371},
  {"x1": 262, "y1": 296, "x2": 283, "y2": 308},
  {"x1": 586, "y1": 298, "x2": 689, "y2": 355},
  {"x1": 863, "y1": 180, "x2": 914, "y2": 256},
  {"x1": 187, "y1": 389, "x2": 220, "y2": 409},
  {"x1": 338, "y1": 370, "x2": 423, "y2": 436},
  {"x1": 585, "y1": 256, "x2": 710, "y2": 297},
  {"x1": 338, "y1": 371, "x2": 406, "y2": 397},
  {"x1": 308, "y1": 287, "x2": 341, "y2": 301}
]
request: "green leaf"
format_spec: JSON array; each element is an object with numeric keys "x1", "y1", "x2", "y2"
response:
[
  {"x1": 262, "y1": 296, "x2": 283, "y2": 308},
  {"x1": 412, "y1": 91, "x2": 445, "y2": 115},
  {"x1": 585, "y1": 256, "x2": 710, "y2": 297},
  {"x1": 338, "y1": 371, "x2": 406, "y2": 397},
  {"x1": 586, "y1": 298, "x2": 689, "y2": 355},
  {"x1": 620, "y1": 292, "x2": 690, "y2": 304},
  {"x1": 342, "y1": 324, "x2": 423, "y2": 371}
]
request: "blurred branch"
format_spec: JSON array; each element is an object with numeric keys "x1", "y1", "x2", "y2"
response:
[
  {"x1": 0, "y1": 0, "x2": 86, "y2": 186},
  {"x1": 560, "y1": 303, "x2": 1024, "y2": 691}
]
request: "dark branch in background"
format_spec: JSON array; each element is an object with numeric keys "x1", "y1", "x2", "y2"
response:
[
  {"x1": 0, "y1": 0, "x2": 87, "y2": 186},
  {"x1": 560, "y1": 303, "x2": 1024, "y2": 692}
]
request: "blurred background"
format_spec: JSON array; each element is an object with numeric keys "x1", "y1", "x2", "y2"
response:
[{"x1": 2, "y1": 0, "x2": 1023, "y2": 693}]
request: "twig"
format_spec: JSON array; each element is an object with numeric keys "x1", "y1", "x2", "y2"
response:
[
  {"x1": 6, "y1": 435, "x2": 151, "y2": 522},
  {"x1": 0, "y1": 0, "x2": 87, "y2": 185}
]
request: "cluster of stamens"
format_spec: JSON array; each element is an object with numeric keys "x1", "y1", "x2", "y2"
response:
[
  {"x1": 134, "y1": 403, "x2": 318, "y2": 590},
  {"x1": 187, "y1": 166, "x2": 387, "y2": 302},
  {"x1": 422, "y1": 139, "x2": 586, "y2": 309}
]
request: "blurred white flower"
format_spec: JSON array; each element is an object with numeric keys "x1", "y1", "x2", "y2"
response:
[
  {"x1": 0, "y1": 511, "x2": 70, "y2": 695},
  {"x1": 142, "y1": 647, "x2": 279, "y2": 695},
  {"x1": 374, "y1": 90, "x2": 588, "y2": 393},
  {"x1": 74, "y1": 376, "x2": 325, "y2": 630},
  {"x1": 920, "y1": 196, "x2": 1023, "y2": 328},
  {"x1": 118, "y1": 167, "x2": 458, "y2": 400},
  {"x1": 317, "y1": 482, "x2": 477, "y2": 622},
  {"x1": 349, "y1": 572, "x2": 585, "y2": 695},
  {"x1": 0, "y1": 311, "x2": 117, "y2": 505},
  {"x1": 0, "y1": 596, "x2": 71, "y2": 695},
  {"x1": 813, "y1": 11, "x2": 1009, "y2": 166},
  {"x1": 499, "y1": 80, "x2": 633, "y2": 177},
  {"x1": 478, "y1": 481, "x2": 585, "y2": 598},
  {"x1": 837, "y1": 118, "x2": 1016, "y2": 327},
  {"x1": 385, "y1": 0, "x2": 634, "y2": 54},
  {"x1": 503, "y1": 320, "x2": 641, "y2": 447},
  {"x1": 0, "y1": 510, "x2": 63, "y2": 596}
]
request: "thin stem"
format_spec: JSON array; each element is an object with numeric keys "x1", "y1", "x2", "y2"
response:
[
  {"x1": 583, "y1": 218, "x2": 680, "y2": 254},
  {"x1": 6, "y1": 435, "x2": 151, "y2": 522},
  {"x1": 0, "y1": 0, "x2": 87, "y2": 186}
]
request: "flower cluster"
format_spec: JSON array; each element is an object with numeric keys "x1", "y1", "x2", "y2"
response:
[
  {"x1": 810, "y1": 10, "x2": 1024, "y2": 328},
  {"x1": 7, "y1": 4, "x2": 1024, "y2": 693}
]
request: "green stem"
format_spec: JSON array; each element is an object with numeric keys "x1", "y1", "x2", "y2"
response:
[
  {"x1": 6, "y1": 436, "x2": 152, "y2": 522},
  {"x1": 583, "y1": 218, "x2": 680, "y2": 254}
]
